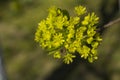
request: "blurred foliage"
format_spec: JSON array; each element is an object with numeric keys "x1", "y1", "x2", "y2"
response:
[{"x1": 0, "y1": 0, "x2": 120, "y2": 80}]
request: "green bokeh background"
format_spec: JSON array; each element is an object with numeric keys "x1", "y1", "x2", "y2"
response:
[{"x1": 0, "y1": 0, "x2": 120, "y2": 80}]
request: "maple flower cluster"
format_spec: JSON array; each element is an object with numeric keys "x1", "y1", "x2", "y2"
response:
[{"x1": 35, "y1": 6, "x2": 102, "y2": 64}]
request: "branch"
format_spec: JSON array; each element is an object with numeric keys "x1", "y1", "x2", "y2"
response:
[
  {"x1": 97, "y1": 18, "x2": 120, "y2": 32},
  {"x1": 103, "y1": 18, "x2": 120, "y2": 28}
]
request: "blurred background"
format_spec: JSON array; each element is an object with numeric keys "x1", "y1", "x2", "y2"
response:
[{"x1": 0, "y1": 0, "x2": 120, "y2": 80}]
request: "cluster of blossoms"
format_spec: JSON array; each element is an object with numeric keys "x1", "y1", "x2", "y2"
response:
[{"x1": 35, "y1": 6, "x2": 102, "y2": 64}]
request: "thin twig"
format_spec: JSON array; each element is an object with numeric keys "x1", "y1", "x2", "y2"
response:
[
  {"x1": 97, "y1": 18, "x2": 120, "y2": 32},
  {"x1": 103, "y1": 18, "x2": 120, "y2": 28}
]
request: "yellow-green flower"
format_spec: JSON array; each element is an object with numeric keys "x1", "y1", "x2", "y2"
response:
[
  {"x1": 75, "y1": 6, "x2": 87, "y2": 16},
  {"x1": 81, "y1": 45, "x2": 90, "y2": 59},
  {"x1": 35, "y1": 5, "x2": 102, "y2": 64},
  {"x1": 63, "y1": 53, "x2": 76, "y2": 64},
  {"x1": 54, "y1": 51, "x2": 61, "y2": 59}
]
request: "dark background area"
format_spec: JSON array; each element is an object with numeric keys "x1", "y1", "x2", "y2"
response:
[{"x1": 0, "y1": 0, "x2": 120, "y2": 80}]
